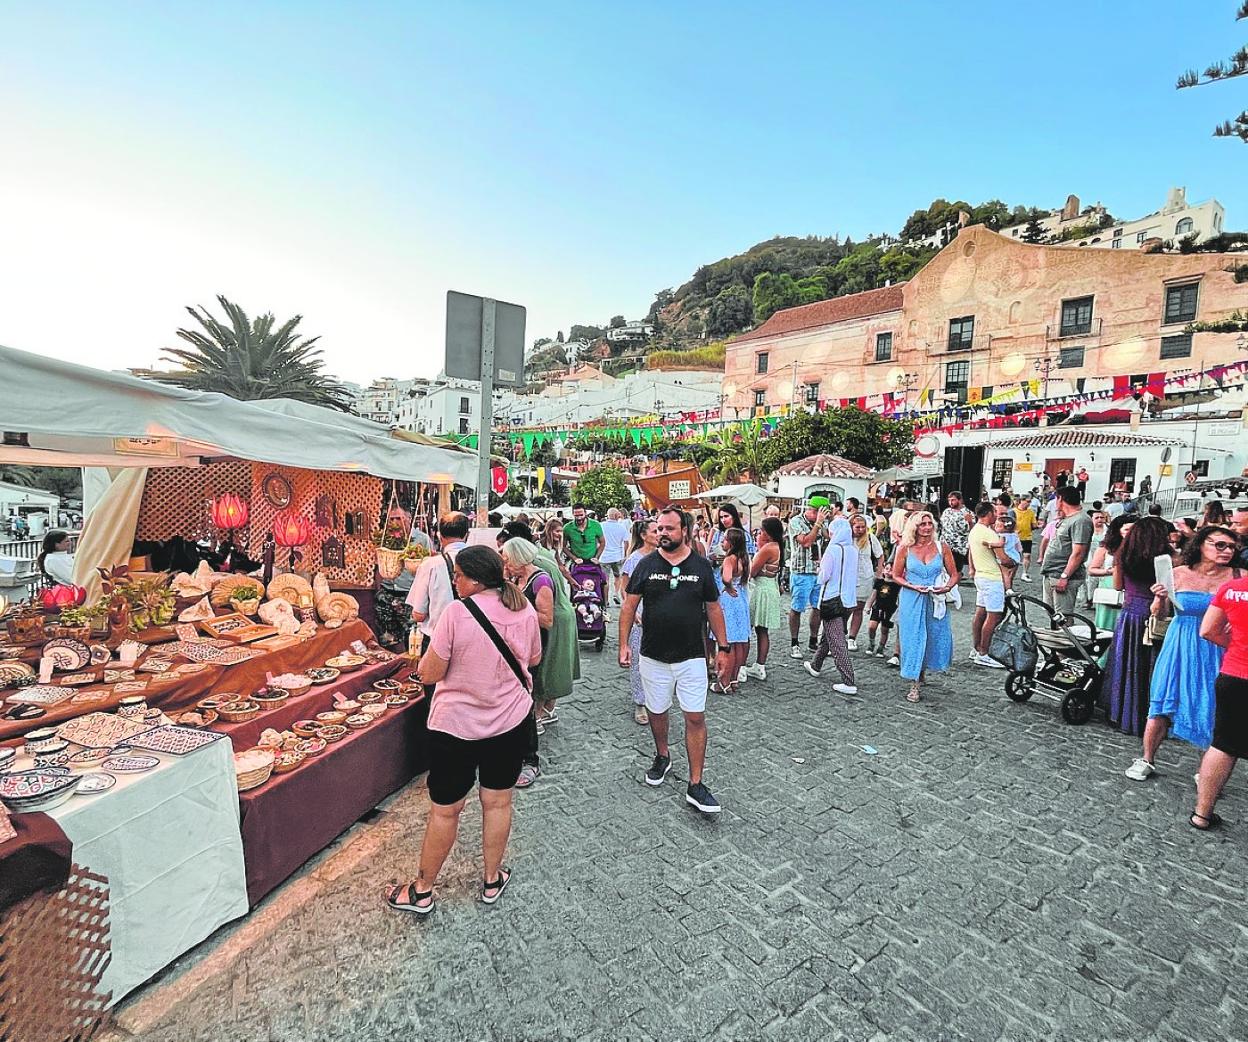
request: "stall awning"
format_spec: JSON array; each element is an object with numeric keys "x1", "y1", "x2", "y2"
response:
[{"x1": 0, "y1": 344, "x2": 476, "y2": 485}]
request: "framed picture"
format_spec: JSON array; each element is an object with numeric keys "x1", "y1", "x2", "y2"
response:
[{"x1": 261, "y1": 472, "x2": 294, "y2": 509}]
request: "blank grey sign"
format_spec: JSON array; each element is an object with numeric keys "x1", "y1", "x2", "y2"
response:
[{"x1": 445, "y1": 290, "x2": 527, "y2": 387}]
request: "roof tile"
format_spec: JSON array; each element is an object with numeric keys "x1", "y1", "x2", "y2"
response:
[{"x1": 732, "y1": 284, "x2": 906, "y2": 345}]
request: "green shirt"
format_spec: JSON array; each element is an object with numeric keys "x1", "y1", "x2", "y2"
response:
[{"x1": 563, "y1": 518, "x2": 604, "y2": 561}]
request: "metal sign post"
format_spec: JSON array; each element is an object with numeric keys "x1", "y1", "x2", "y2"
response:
[{"x1": 476, "y1": 299, "x2": 496, "y2": 526}]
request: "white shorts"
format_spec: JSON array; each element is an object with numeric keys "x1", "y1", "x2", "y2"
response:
[
  {"x1": 975, "y1": 576, "x2": 1006, "y2": 613},
  {"x1": 638, "y1": 655, "x2": 708, "y2": 715}
]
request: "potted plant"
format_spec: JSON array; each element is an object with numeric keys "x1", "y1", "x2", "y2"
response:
[
  {"x1": 49, "y1": 603, "x2": 107, "y2": 641},
  {"x1": 370, "y1": 518, "x2": 409, "y2": 580},
  {"x1": 227, "y1": 582, "x2": 264, "y2": 615},
  {"x1": 400, "y1": 541, "x2": 432, "y2": 574}
]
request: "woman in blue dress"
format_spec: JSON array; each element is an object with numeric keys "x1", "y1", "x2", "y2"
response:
[
  {"x1": 891, "y1": 511, "x2": 959, "y2": 703},
  {"x1": 713, "y1": 526, "x2": 752, "y2": 694},
  {"x1": 1125, "y1": 525, "x2": 1239, "y2": 780},
  {"x1": 707, "y1": 503, "x2": 757, "y2": 559}
]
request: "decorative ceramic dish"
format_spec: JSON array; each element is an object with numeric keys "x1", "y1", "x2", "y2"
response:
[
  {"x1": 317, "y1": 724, "x2": 347, "y2": 742},
  {"x1": 356, "y1": 691, "x2": 383, "y2": 705},
  {"x1": 23, "y1": 726, "x2": 61, "y2": 753},
  {"x1": 0, "y1": 770, "x2": 81, "y2": 807},
  {"x1": 57, "y1": 712, "x2": 155, "y2": 749},
  {"x1": 305, "y1": 667, "x2": 340, "y2": 685},
  {"x1": 298, "y1": 737, "x2": 327, "y2": 756},
  {"x1": 344, "y1": 713, "x2": 371, "y2": 730},
  {"x1": 315, "y1": 710, "x2": 347, "y2": 725},
  {"x1": 103, "y1": 669, "x2": 136, "y2": 684},
  {"x1": 34, "y1": 748, "x2": 71, "y2": 768},
  {"x1": 101, "y1": 754, "x2": 161, "y2": 773},
  {"x1": 372, "y1": 678, "x2": 402, "y2": 693},
  {"x1": 325, "y1": 654, "x2": 366, "y2": 671},
  {"x1": 0, "y1": 747, "x2": 15, "y2": 771},
  {"x1": 125, "y1": 725, "x2": 224, "y2": 757},
  {"x1": 57, "y1": 672, "x2": 97, "y2": 687},
  {"x1": 113, "y1": 680, "x2": 150, "y2": 694},
  {"x1": 8, "y1": 685, "x2": 73, "y2": 707},
  {"x1": 43, "y1": 637, "x2": 92, "y2": 672},
  {"x1": 70, "y1": 689, "x2": 111, "y2": 706},
  {"x1": 75, "y1": 772, "x2": 116, "y2": 795},
  {"x1": 138, "y1": 658, "x2": 175, "y2": 673},
  {"x1": 67, "y1": 746, "x2": 111, "y2": 768},
  {"x1": 90, "y1": 644, "x2": 112, "y2": 665},
  {"x1": 384, "y1": 692, "x2": 410, "y2": 707}
]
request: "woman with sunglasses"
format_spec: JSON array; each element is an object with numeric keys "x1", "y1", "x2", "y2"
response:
[{"x1": 1126, "y1": 526, "x2": 1240, "y2": 781}]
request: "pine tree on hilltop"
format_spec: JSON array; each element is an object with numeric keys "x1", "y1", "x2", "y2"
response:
[{"x1": 1021, "y1": 217, "x2": 1048, "y2": 244}]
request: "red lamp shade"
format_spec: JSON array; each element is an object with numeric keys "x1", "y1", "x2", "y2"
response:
[
  {"x1": 40, "y1": 584, "x2": 87, "y2": 609},
  {"x1": 211, "y1": 492, "x2": 249, "y2": 530},
  {"x1": 272, "y1": 511, "x2": 311, "y2": 548}
]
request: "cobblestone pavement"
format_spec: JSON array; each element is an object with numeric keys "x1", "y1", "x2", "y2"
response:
[{"x1": 110, "y1": 601, "x2": 1247, "y2": 1042}]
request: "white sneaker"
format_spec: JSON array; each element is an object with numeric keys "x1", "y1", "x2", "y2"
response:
[
  {"x1": 886, "y1": 655, "x2": 899, "y2": 667},
  {"x1": 846, "y1": 638, "x2": 858, "y2": 651},
  {"x1": 737, "y1": 667, "x2": 748, "y2": 685},
  {"x1": 1021, "y1": 574, "x2": 1031, "y2": 582},
  {"x1": 790, "y1": 645, "x2": 803, "y2": 659},
  {"x1": 968, "y1": 649, "x2": 979, "y2": 661},
  {"x1": 833, "y1": 683, "x2": 858, "y2": 695},
  {"x1": 1125, "y1": 758, "x2": 1156, "y2": 781},
  {"x1": 976, "y1": 654, "x2": 1006, "y2": 669},
  {"x1": 749, "y1": 664, "x2": 767, "y2": 681},
  {"x1": 802, "y1": 661, "x2": 821, "y2": 678}
]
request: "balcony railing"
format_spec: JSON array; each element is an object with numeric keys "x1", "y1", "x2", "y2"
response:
[{"x1": 1046, "y1": 316, "x2": 1103, "y2": 340}]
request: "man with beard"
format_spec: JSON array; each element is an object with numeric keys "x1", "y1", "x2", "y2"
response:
[{"x1": 618, "y1": 506, "x2": 730, "y2": 813}]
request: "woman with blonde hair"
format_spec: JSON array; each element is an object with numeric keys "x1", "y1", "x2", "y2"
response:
[{"x1": 892, "y1": 511, "x2": 958, "y2": 703}]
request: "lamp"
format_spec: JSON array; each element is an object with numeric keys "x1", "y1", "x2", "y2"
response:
[
  {"x1": 272, "y1": 511, "x2": 311, "y2": 570},
  {"x1": 210, "y1": 492, "x2": 249, "y2": 569}
]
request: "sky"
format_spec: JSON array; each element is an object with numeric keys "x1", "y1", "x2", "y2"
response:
[{"x1": 1, "y1": 1, "x2": 1246, "y2": 385}]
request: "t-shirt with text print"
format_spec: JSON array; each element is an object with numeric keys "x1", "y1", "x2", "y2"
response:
[
  {"x1": 1212, "y1": 576, "x2": 1248, "y2": 679},
  {"x1": 625, "y1": 550, "x2": 719, "y2": 663}
]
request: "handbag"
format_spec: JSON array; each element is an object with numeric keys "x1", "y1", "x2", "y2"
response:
[
  {"x1": 1143, "y1": 614, "x2": 1171, "y2": 646},
  {"x1": 1091, "y1": 586, "x2": 1124, "y2": 608},
  {"x1": 462, "y1": 597, "x2": 531, "y2": 693},
  {"x1": 988, "y1": 620, "x2": 1039, "y2": 674},
  {"x1": 818, "y1": 544, "x2": 850, "y2": 620}
]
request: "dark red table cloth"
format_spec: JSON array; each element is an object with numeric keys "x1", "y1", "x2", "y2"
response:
[
  {"x1": 0, "y1": 811, "x2": 73, "y2": 913},
  {"x1": 237, "y1": 694, "x2": 429, "y2": 906}
]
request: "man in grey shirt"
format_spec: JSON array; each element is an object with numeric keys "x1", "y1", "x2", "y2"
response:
[{"x1": 1040, "y1": 487, "x2": 1093, "y2": 614}]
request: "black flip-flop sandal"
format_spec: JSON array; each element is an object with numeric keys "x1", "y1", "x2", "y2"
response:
[
  {"x1": 481, "y1": 866, "x2": 512, "y2": 905},
  {"x1": 385, "y1": 880, "x2": 434, "y2": 916},
  {"x1": 1189, "y1": 811, "x2": 1224, "y2": 831}
]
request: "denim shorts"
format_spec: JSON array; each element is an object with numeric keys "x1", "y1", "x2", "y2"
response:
[{"x1": 790, "y1": 572, "x2": 820, "y2": 612}]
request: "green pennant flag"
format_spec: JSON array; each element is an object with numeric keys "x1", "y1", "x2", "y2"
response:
[
  {"x1": 466, "y1": 434, "x2": 478, "y2": 449},
  {"x1": 630, "y1": 428, "x2": 642, "y2": 448},
  {"x1": 521, "y1": 433, "x2": 535, "y2": 457}
]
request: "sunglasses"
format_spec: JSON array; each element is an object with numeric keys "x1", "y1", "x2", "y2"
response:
[{"x1": 668, "y1": 565, "x2": 682, "y2": 590}]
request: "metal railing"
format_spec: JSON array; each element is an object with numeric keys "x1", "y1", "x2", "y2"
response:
[{"x1": 0, "y1": 534, "x2": 79, "y2": 560}]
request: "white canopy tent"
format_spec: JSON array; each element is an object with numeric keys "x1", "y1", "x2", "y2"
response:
[
  {"x1": 0, "y1": 344, "x2": 476, "y2": 597},
  {"x1": 695, "y1": 482, "x2": 772, "y2": 524}
]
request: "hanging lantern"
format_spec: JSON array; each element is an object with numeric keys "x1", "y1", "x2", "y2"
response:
[
  {"x1": 272, "y1": 511, "x2": 312, "y2": 570},
  {"x1": 210, "y1": 492, "x2": 249, "y2": 531},
  {"x1": 39, "y1": 584, "x2": 88, "y2": 609}
]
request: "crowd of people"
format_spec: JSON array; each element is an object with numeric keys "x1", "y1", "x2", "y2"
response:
[{"x1": 384, "y1": 483, "x2": 1248, "y2": 916}]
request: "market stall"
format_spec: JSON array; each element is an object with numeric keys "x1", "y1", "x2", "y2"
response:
[{"x1": 0, "y1": 343, "x2": 473, "y2": 1003}]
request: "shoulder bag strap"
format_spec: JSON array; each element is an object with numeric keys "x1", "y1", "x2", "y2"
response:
[
  {"x1": 462, "y1": 596, "x2": 531, "y2": 692},
  {"x1": 443, "y1": 551, "x2": 459, "y2": 600}
]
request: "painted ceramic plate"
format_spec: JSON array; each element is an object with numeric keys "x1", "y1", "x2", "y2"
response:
[
  {"x1": 75, "y1": 772, "x2": 116, "y2": 795},
  {"x1": 101, "y1": 754, "x2": 161, "y2": 773},
  {"x1": 125, "y1": 725, "x2": 224, "y2": 757},
  {"x1": 0, "y1": 770, "x2": 79, "y2": 801},
  {"x1": 43, "y1": 637, "x2": 92, "y2": 672},
  {"x1": 68, "y1": 747, "x2": 112, "y2": 767},
  {"x1": 9, "y1": 685, "x2": 73, "y2": 707}
]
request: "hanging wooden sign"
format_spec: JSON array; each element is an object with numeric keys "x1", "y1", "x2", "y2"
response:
[{"x1": 321, "y1": 535, "x2": 346, "y2": 569}]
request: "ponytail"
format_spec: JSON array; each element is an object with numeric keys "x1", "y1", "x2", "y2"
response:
[{"x1": 499, "y1": 582, "x2": 527, "y2": 612}]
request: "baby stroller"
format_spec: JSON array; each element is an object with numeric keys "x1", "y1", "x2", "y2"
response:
[
  {"x1": 989, "y1": 591, "x2": 1114, "y2": 724},
  {"x1": 570, "y1": 560, "x2": 607, "y2": 651}
]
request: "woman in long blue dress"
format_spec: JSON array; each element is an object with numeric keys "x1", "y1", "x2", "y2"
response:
[
  {"x1": 1125, "y1": 525, "x2": 1239, "y2": 780},
  {"x1": 1104, "y1": 517, "x2": 1173, "y2": 736},
  {"x1": 891, "y1": 511, "x2": 959, "y2": 703},
  {"x1": 714, "y1": 526, "x2": 752, "y2": 694}
]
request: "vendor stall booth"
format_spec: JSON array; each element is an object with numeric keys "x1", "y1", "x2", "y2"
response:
[{"x1": 0, "y1": 344, "x2": 474, "y2": 1010}]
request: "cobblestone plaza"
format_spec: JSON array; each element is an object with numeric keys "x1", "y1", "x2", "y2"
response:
[{"x1": 109, "y1": 607, "x2": 1245, "y2": 1042}]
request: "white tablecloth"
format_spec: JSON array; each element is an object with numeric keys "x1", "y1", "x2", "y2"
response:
[{"x1": 48, "y1": 736, "x2": 248, "y2": 1004}]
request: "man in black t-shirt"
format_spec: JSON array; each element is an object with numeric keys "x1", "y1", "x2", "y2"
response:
[{"x1": 619, "y1": 506, "x2": 730, "y2": 813}]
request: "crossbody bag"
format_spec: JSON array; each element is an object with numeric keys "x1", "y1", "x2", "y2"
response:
[{"x1": 462, "y1": 597, "x2": 531, "y2": 693}]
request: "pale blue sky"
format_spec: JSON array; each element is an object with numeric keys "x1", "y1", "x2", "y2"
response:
[{"x1": 1, "y1": 1, "x2": 1245, "y2": 382}]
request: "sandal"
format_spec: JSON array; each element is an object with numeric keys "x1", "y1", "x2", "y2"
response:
[
  {"x1": 1189, "y1": 811, "x2": 1224, "y2": 831},
  {"x1": 906, "y1": 683, "x2": 921, "y2": 703},
  {"x1": 481, "y1": 866, "x2": 512, "y2": 905},
  {"x1": 515, "y1": 764, "x2": 539, "y2": 789},
  {"x1": 385, "y1": 880, "x2": 434, "y2": 916}
]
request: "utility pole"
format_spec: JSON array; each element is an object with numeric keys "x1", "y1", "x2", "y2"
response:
[
  {"x1": 895, "y1": 372, "x2": 918, "y2": 412},
  {"x1": 1034, "y1": 354, "x2": 1055, "y2": 401}
]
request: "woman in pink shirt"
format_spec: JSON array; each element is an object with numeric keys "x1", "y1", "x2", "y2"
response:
[{"x1": 385, "y1": 546, "x2": 542, "y2": 915}]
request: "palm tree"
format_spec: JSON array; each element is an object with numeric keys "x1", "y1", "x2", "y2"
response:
[
  {"x1": 699, "y1": 421, "x2": 772, "y2": 485},
  {"x1": 154, "y1": 295, "x2": 354, "y2": 411}
]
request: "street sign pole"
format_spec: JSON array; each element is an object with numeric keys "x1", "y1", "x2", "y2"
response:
[{"x1": 476, "y1": 298, "x2": 496, "y2": 526}]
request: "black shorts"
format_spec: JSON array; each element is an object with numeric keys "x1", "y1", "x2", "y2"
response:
[
  {"x1": 1212, "y1": 673, "x2": 1248, "y2": 760},
  {"x1": 869, "y1": 585, "x2": 899, "y2": 623},
  {"x1": 427, "y1": 720, "x2": 528, "y2": 805},
  {"x1": 1020, "y1": 539, "x2": 1033, "y2": 553},
  {"x1": 951, "y1": 550, "x2": 968, "y2": 575}
]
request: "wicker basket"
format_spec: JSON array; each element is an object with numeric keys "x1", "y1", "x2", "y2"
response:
[
  {"x1": 272, "y1": 750, "x2": 306, "y2": 774},
  {"x1": 375, "y1": 547, "x2": 403, "y2": 580},
  {"x1": 236, "y1": 761, "x2": 274, "y2": 791},
  {"x1": 218, "y1": 700, "x2": 261, "y2": 723}
]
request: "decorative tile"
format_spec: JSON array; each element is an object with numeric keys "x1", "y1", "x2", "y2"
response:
[{"x1": 125, "y1": 725, "x2": 224, "y2": 757}]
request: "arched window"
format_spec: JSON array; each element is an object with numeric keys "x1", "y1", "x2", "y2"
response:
[{"x1": 1176, "y1": 217, "x2": 1194, "y2": 235}]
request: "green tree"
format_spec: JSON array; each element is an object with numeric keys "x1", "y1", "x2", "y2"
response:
[
  {"x1": 1176, "y1": 5, "x2": 1248, "y2": 142},
  {"x1": 568, "y1": 324, "x2": 604, "y2": 342},
  {"x1": 752, "y1": 272, "x2": 803, "y2": 323},
  {"x1": 609, "y1": 315, "x2": 626, "y2": 328},
  {"x1": 531, "y1": 336, "x2": 553, "y2": 351},
  {"x1": 556, "y1": 331, "x2": 565, "y2": 343},
  {"x1": 572, "y1": 464, "x2": 631, "y2": 516},
  {"x1": 504, "y1": 483, "x2": 527, "y2": 507},
  {"x1": 1021, "y1": 217, "x2": 1048, "y2": 244},
  {"x1": 156, "y1": 295, "x2": 352, "y2": 410},
  {"x1": 699, "y1": 421, "x2": 773, "y2": 484},
  {"x1": 761, "y1": 408, "x2": 914, "y2": 473},
  {"x1": 706, "y1": 285, "x2": 753, "y2": 336}
]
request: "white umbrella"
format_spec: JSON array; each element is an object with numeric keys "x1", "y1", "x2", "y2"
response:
[{"x1": 695, "y1": 482, "x2": 772, "y2": 524}]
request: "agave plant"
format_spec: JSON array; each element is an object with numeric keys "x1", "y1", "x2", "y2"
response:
[{"x1": 155, "y1": 295, "x2": 353, "y2": 410}]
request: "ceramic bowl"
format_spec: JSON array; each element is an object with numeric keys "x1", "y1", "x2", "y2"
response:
[
  {"x1": 23, "y1": 727, "x2": 60, "y2": 754},
  {"x1": 317, "y1": 724, "x2": 347, "y2": 742},
  {"x1": 356, "y1": 691, "x2": 383, "y2": 706},
  {"x1": 0, "y1": 746, "x2": 15, "y2": 771},
  {"x1": 384, "y1": 692, "x2": 410, "y2": 707},
  {"x1": 117, "y1": 696, "x2": 147, "y2": 719},
  {"x1": 67, "y1": 746, "x2": 111, "y2": 768}
]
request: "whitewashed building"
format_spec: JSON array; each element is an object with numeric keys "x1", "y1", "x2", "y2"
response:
[
  {"x1": 494, "y1": 366, "x2": 721, "y2": 428},
  {"x1": 770, "y1": 454, "x2": 874, "y2": 507}
]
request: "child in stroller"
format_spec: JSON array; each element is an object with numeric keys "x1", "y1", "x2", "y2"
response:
[{"x1": 570, "y1": 561, "x2": 607, "y2": 651}]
